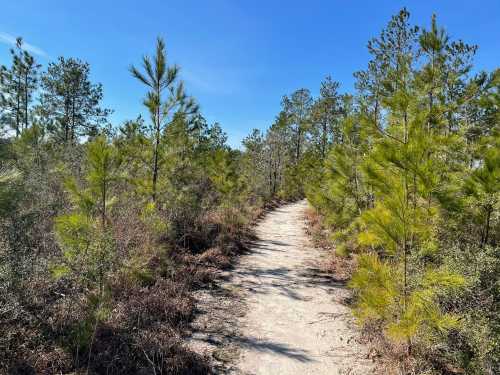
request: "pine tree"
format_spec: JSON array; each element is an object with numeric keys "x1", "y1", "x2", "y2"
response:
[
  {"x1": 266, "y1": 111, "x2": 290, "y2": 197},
  {"x1": 242, "y1": 128, "x2": 267, "y2": 200},
  {"x1": 310, "y1": 76, "x2": 343, "y2": 158},
  {"x1": 130, "y1": 37, "x2": 198, "y2": 202},
  {"x1": 282, "y1": 88, "x2": 313, "y2": 164},
  {"x1": 0, "y1": 37, "x2": 40, "y2": 136},
  {"x1": 309, "y1": 109, "x2": 368, "y2": 232},
  {"x1": 53, "y1": 135, "x2": 122, "y2": 299},
  {"x1": 115, "y1": 117, "x2": 154, "y2": 200},
  {"x1": 463, "y1": 129, "x2": 499, "y2": 247},
  {"x1": 347, "y1": 11, "x2": 468, "y2": 359},
  {"x1": 38, "y1": 57, "x2": 110, "y2": 143}
]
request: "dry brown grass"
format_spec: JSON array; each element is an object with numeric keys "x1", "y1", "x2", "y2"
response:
[
  {"x1": 0, "y1": 194, "x2": 273, "y2": 375},
  {"x1": 303, "y1": 207, "x2": 355, "y2": 282}
]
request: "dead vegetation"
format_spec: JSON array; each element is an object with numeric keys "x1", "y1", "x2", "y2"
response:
[{"x1": 303, "y1": 207, "x2": 355, "y2": 281}]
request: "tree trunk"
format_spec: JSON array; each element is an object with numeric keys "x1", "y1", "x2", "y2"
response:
[
  {"x1": 24, "y1": 71, "x2": 29, "y2": 131},
  {"x1": 296, "y1": 124, "x2": 301, "y2": 163},
  {"x1": 16, "y1": 72, "x2": 21, "y2": 137},
  {"x1": 71, "y1": 97, "x2": 76, "y2": 142},
  {"x1": 321, "y1": 120, "x2": 327, "y2": 158},
  {"x1": 152, "y1": 125, "x2": 160, "y2": 202},
  {"x1": 152, "y1": 101, "x2": 161, "y2": 202}
]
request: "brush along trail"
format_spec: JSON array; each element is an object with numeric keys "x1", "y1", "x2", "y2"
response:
[{"x1": 190, "y1": 200, "x2": 375, "y2": 374}]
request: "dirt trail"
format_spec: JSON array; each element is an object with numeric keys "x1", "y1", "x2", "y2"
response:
[{"x1": 190, "y1": 200, "x2": 375, "y2": 374}]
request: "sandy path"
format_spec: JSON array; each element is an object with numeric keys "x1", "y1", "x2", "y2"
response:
[{"x1": 229, "y1": 200, "x2": 374, "y2": 375}]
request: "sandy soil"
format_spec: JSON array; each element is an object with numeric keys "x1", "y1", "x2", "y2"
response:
[{"x1": 190, "y1": 200, "x2": 375, "y2": 374}]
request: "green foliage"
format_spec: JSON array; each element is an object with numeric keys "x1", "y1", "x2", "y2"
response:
[
  {"x1": 303, "y1": 9, "x2": 499, "y2": 373},
  {"x1": 349, "y1": 253, "x2": 398, "y2": 323},
  {"x1": 0, "y1": 12, "x2": 497, "y2": 375},
  {"x1": 38, "y1": 57, "x2": 110, "y2": 142},
  {"x1": 130, "y1": 37, "x2": 198, "y2": 202},
  {"x1": 54, "y1": 136, "x2": 121, "y2": 294},
  {"x1": 0, "y1": 37, "x2": 40, "y2": 137},
  {"x1": 0, "y1": 164, "x2": 21, "y2": 216},
  {"x1": 463, "y1": 130, "x2": 500, "y2": 246},
  {"x1": 0, "y1": 35, "x2": 244, "y2": 375}
]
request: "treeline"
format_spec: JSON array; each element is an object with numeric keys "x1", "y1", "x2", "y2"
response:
[
  {"x1": 245, "y1": 9, "x2": 498, "y2": 375},
  {"x1": 0, "y1": 37, "x2": 265, "y2": 374}
]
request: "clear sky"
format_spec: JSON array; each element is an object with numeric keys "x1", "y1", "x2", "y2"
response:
[{"x1": 1, "y1": 1, "x2": 499, "y2": 147}]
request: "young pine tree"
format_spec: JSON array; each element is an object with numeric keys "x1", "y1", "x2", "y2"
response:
[
  {"x1": 53, "y1": 135, "x2": 122, "y2": 304},
  {"x1": 350, "y1": 12, "x2": 467, "y2": 359},
  {"x1": 130, "y1": 37, "x2": 197, "y2": 202}
]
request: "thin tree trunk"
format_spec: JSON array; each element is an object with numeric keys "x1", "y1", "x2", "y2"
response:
[
  {"x1": 268, "y1": 158, "x2": 273, "y2": 195},
  {"x1": 482, "y1": 207, "x2": 492, "y2": 247},
  {"x1": 296, "y1": 124, "x2": 301, "y2": 163},
  {"x1": 71, "y1": 97, "x2": 76, "y2": 142},
  {"x1": 16, "y1": 72, "x2": 21, "y2": 137},
  {"x1": 152, "y1": 95, "x2": 161, "y2": 202},
  {"x1": 24, "y1": 71, "x2": 29, "y2": 130},
  {"x1": 152, "y1": 124, "x2": 160, "y2": 202},
  {"x1": 321, "y1": 120, "x2": 327, "y2": 158}
]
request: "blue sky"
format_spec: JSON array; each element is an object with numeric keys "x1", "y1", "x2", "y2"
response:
[{"x1": 1, "y1": 1, "x2": 499, "y2": 147}]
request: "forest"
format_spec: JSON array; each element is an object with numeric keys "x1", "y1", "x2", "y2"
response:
[{"x1": 0, "y1": 8, "x2": 498, "y2": 375}]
